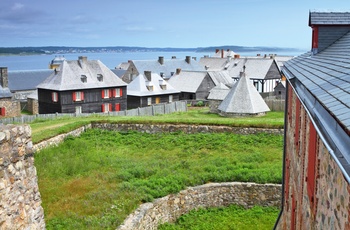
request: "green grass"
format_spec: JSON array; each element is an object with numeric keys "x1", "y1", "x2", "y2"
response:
[
  {"x1": 29, "y1": 108, "x2": 284, "y2": 143},
  {"x1": 35, "y1": 129, "x2": 283, "y2": 229},
  {"x1": 159, "y1": 205, "x2": 280, "y2": 230}
]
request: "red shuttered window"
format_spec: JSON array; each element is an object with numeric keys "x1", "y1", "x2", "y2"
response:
[
  {"x1": 0, "y1": 107, "x2": 5, "y2": 116},
  {"x1": 73, "y1": 91, "x2": 84, "y2": 102},
  {"x1": 115, "y1": 103, "x2": 120, "y2": 111}
]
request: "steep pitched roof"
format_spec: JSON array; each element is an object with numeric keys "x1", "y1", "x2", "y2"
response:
[
  {"x1": 283, "y1": 30, "x2": 350, "y2": 133},
  {"x1": 127, "y1": 72, "x2": 180, "y2": 97},
  {"x1": 207, "y1": 82, "x2": 230, "y2": 100},
  {"x1": 309, "y1": 11, "x2": 350, "y2": 26},
  {"x1": 130, "y1": 57, "x2": 205, "y2": 79},
  {"x1": 37, "y1": 57, "x2": 127, "y2": 91},
  {"x1": 200, "y1": 57, "x2": 280, "y2": 80},
  {"x1": 218, "y1": 72, "x2": 270, "y2": 114},
  {"x1": 168, "y1": 70, "x2": 208, "y2": 93},
  {"x1": 8, "y1": 70, "x2": 53, "y2": 91},
  {"x1": 208, "y1": 71, "x2": 234, "y2": 87}
]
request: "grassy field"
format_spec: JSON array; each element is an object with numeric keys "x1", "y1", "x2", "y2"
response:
[
  {"x1": 159, "y1": 205, "x2": 280, "y2": 230},
  {"x1": 34, "y1": 128, "x2": 283, "y2": 229},
  {"x1": 29, "y1": 108, "x2": 284, "y2": 144}
]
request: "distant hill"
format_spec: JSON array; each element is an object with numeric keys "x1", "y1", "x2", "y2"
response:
[{"x1": 0, "y1": 46, "x2": 303, "y2": 55}]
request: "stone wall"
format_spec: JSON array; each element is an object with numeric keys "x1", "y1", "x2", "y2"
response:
[
  {"x1": 0, "y1": 124, "x2": 45, "y2": 229},
  {"x1": 27, "y1": 98, "x2": 38, "y2": 115},
  {"x1": 118, "y1": 182, "x2": 281, "y2": 230},
  {"x1": 0, "y1": 99, "x2": 20, "y2": 118},
  {"x1": 91, "y1": 123, "x2": 284, "y2": 135}
]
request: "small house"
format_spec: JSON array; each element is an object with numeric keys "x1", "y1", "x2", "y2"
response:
[
  {"x1": 127, "y1": 71, "x2": 180, "y2": 109},
  {"x1": 37, "y1": 56, "x2": 127, "y2": 114}
]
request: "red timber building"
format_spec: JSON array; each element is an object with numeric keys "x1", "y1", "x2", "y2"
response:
[{"x1": 275, "y1": 11, "x2": 350, "y2": 229}]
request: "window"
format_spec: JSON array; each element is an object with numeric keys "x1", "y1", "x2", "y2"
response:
[
  {"x1": 52, "y1": 92, "x2": 58, "y2": 102},
  {"x1": 156, "y1": 97, "x2": 160, "y2": 104},
  {"x1": 81, "y1": 75, "x2": 87, "y2": 83},
  {"x1": 113, "y1": 88, "x2": 123, "y2": 97},
  {"x1": 146, "y1": 85, "x2": 154, "y2": 91},
  {"x1": 147, "y1": 97, "x2": 152, "y2": 105},
  {"x1": 73, "y1": 91, "x2": 84, "y2": 102},
  {"x1": 97, "y1": 74, "x2": 103, "y2": 82},
  {"x1": 115, "y1": 103, "x2": 120, "y2": 111},
  {"x1": 102, "y1": 89, "x2": 110, "y2": 99},
  {"x1": 0, "y1": 107, "x2": 5, "y2": 116},
  {"x1": 169, "y1": 95, "x2": 173, "y2": 103},
  {"x1": 102, "y1": 103, "x2": 112, "y2": 113}
]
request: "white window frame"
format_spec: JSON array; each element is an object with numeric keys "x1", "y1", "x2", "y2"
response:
[
  {"x1": 75, "y1": 91, "x2": 82, "y2": 101},
  {"x1": 115, "y1": 88, "x2": 121, "y2": 97},
  {"x1": 52, "y1": 92, "x2": 58, "y2": 102},
  {"x1": 147, "y1": 97, "x2": 152, "y2": 106},
  {"x1": 169, "y1": 95, "x2": 173, "y2": 103},
  {"x1": 104, "y1": 103, "x2": 111, "y2": 113},
  {"x1": 103, "y1": 89, "x2": 109, "y2": 98},
  {"x1": 75, "y1": 106, "x2": 82, "y2": 114}
]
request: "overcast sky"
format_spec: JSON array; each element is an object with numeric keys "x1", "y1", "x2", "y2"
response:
[{"x1": 1, "y1": 0, "x2": 349, "y2": 50}]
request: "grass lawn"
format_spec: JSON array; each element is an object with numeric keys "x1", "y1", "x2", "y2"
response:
[
  {"x1": 34, "y1": 128, "x2": 283, "y2": 229},
  {"x1": 29, "y1": 108, "x2": 284, "y2": 144}
]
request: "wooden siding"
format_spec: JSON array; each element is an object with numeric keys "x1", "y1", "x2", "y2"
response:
[
  {"x1": 127, "y1": 93, "x2": 180, "y2": 109},
  {"x1": 38, "y1": 86, "x2": 127, "y2": 114}
]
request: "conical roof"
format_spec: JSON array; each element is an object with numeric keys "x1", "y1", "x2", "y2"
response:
[{"x1": 218, "y1": 71, "x2": 270, "y2": 115}]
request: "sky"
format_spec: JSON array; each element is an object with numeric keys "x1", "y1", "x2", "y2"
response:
[{"x1": 1, "y1": 0, "x2": 350, "y2": 50}]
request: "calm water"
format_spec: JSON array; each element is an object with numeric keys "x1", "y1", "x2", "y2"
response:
[{"x1": 0, "y1": 50, "x2": 304, "y2": 71}]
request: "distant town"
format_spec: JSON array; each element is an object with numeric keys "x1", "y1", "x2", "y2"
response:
[{"x1": 0, "y1": 45, "x2": 303, "y2": 55}]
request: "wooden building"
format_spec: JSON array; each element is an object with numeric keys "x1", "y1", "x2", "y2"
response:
[
  {"x1": 127, "y1": 71, "x2": 180, "y2": 109},
  {"x1": 275, "y1": 11, "x2": 350, "y2": 230},
  {"x1": 37, "y1": 56, "x2": 127, "y2": 114}
]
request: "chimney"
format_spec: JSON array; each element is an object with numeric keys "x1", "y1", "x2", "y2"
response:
[
  {"x1": 171, "y1": 56, "x2": 176, "y2": 59},
  {"x1": 0, "y1": 67, "x2": 8, "y2": 88},
  {"x1": 240, "y1": 71, "x2": 245, "y2": 78},
  {"x1": 185, "y1": 56, "x2": 191, "y2": 64},
  {"x1": 215, "y1": 49, "x2": 219, "y2": 54},
  {"x1": 78, "y1": 56, "x2": 87, "y2": 68},
  {"x1": 221, "y1": 49, "x2": 224, "y2": 58},
  {"x1": 144, "y1": 71, "x2": 152, "y2": 81},
  {"x1": 234, "y1": 54, "x2": 240, "y2": 59},
  {"x1": 176, "y1": 68, "x2": 181, "y2": 75},
  {"x1": 192, "y1": 57, "x2": 197, "y2": 61},
  {"x1": 158, "y1": 56, "x2": 164, "y2": 65}
]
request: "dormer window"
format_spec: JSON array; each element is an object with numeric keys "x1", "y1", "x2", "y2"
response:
[
  {"x1": 159, "y1": 80, "x2": 166, "y2": 90},
  {"x1": 81, "y1": 75, "x2": 87, "y2": 83},
  {"x1": 97, "y1": 74, "x2": 103, "y2": 82},
  {"x1": 146, "y1": 85, "x2": 154, "y2": 91}
]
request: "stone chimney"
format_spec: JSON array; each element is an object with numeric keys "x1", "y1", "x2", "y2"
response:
[
  {"x1": 78, "y1": 56, "x2": 87, "y2": 68},
  {"x1": 0, "y1": 67, "x2": 8, "y2": 88},
  {"x1": 144, "y1": 71, "x2": 152, "y2": 81},
  {"x1": 185, "y1": 56, "x2": 191, "y2": 64},
  {"x1": 158, "y1": 56, "x2": 164, "y2": 65},
  {"x1": 221, "y1": 49, "x2": 224, "y2": 58},
  {"x1": 176, "y1": 68, "x2": 181, "y2": 75}
]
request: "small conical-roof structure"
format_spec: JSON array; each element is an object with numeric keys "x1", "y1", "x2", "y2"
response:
[{"x1": 218, "y1": 71, "x2": 270, "y2": 116}]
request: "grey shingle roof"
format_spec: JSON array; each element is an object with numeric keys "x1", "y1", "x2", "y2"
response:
[
  {"x1": 284, "y1": 31, "x2": 350, "y2": 131},
  {"x1": 208, "y1": 71, "x2": 234, "y2": 87},
  {"x1": 131, "y1": 57, "x2": 205, "y2": 79},
  {"x1": 218, "y1": 72, "x2": 270, "y2": 114},
  {"x1": 37, "y1": 57, "x2": 127, "y2": 91},
  {"x1": 309, "y1": 11, "x2": 350, "y2": 25},
  {"x1": 127, "y1": 72, "x2": 180, "y2": 97},
  {"x1": 207, "y1": 83, "x2": 230, "y2": 100},
  {"x1": 200, "y1": 57, "x2": 280, "y2": 80},
  {"x1": 8, "y1": 70, "x2": 53, "y2": 91},
  {"x1": 168, "y1": 70, "x2": 208, "y2": 93}
]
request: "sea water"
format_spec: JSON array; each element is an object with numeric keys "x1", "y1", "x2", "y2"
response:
[{"x1": 0, "y1": 50, "x2": 304, "y2": 71}]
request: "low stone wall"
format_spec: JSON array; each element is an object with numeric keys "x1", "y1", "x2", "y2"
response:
[
  {"x1": 117, "y1": 182, "x2": 281, "y2": 230},
  {"x1": 0, "y1": 124, "x2": 45, "y2": 229},
  {"x1": 33, "y1": 124, "x2": 91, "y2": 152},
  {"x1": 92, "y1": 123, "x2": 284, "y2": 135}
]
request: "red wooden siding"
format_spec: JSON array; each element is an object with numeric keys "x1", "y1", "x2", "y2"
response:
[
  {"x1": 312, "y1": 26, "x2": 319, "y2": 49},
  {"x1": 307, "y1": 121, "x2": 317, "y2": 214},
  {"x1": 291, "y1": 194, "x2": 297, "y2": 230},
  {"x1": 81, "y1": 92, "x2": 84, "y2": 101},
  {"x1": 120, "y1": 88, "x2": 123, "y2": 97}
]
